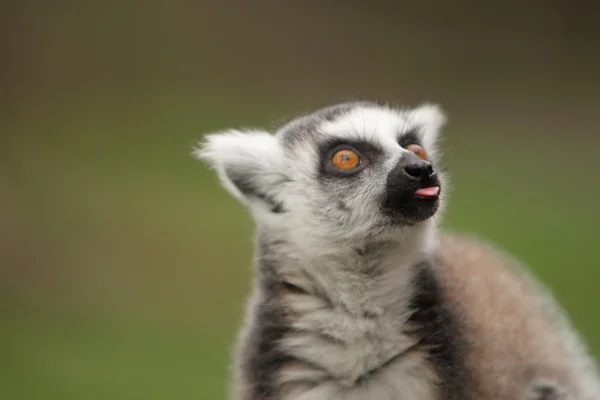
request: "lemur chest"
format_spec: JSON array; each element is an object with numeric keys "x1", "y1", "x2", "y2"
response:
[
  {"x1": 277, "y1": 297, "x2": 437, "y2": 399},
  {"x1": 278, "y1": 352, "x2": 436, "y2": 400}
]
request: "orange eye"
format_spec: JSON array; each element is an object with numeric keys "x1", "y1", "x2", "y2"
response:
[
  {"x1": 331, "y1": 149, "x2": 360, "y2": 170},
  {"x1": 406, "y1": 144, "x2": 428, "y2": 160}
]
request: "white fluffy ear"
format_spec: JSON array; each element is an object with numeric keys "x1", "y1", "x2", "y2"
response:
[
  {"x1": 193, "y1": 129, "x2": 286, "y2": 211},
  {"x1": 410, "y1": 103, "x2": 447, "y2": 153}
]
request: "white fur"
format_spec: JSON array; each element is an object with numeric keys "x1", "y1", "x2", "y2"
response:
[
  {"x1": 318, "y1": 103, "x2": 445, "y2": 156},
  {"x1": 194, "y1": 129, "x2": 285, "y2": 207},
  {"x1": 279, "y1": 238, "x2": 426, "y2": 381}
]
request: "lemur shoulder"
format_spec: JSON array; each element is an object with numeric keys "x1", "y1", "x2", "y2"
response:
[{"x1": 195, "y1": 101, "x2": 600, "y2": 400}]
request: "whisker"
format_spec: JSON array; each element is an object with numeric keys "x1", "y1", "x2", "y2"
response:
[
  {"x1": 343, "y1": 113, "x2": 361, "y2": 142},
  {"x1": 371, "y1": 111, "x2": 381, "y2": 144}
]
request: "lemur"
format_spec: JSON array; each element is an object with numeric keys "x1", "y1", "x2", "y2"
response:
[{"x1": 194, "y1": 101, "x2": 600, "y2": 400}]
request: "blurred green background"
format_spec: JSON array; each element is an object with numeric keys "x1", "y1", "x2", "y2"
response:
[{"x1": 2, "y1": 1, "x2": 599, "y2": 399}]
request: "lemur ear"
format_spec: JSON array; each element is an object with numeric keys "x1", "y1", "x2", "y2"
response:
[
  {"x1": 193, "y1": 129, "x2": 286, "y2": 211},
  {"x1": 410, "y1": 104, "x2": 447, "y2": 153}
]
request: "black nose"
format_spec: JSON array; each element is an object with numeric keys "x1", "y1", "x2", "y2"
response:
[{"x1": 403, "y1": 161, "x2": 434, "y2": 179}]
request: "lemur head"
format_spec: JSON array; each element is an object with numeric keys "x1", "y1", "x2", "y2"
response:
[{"x1": 195, "y1": 101, "x2": 448, "y2": 248}]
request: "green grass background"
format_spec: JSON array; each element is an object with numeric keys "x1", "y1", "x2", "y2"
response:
[{"x1": 2, "y1": 2, "x2": 599, "y2": 399}]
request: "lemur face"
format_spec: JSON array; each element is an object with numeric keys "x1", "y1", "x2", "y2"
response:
[{"x1": 196, "y1": 101, "x2": 447, "y2": 242}]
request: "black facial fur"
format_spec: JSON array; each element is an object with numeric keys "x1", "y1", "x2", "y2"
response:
[
  {"x1": 382, "y1": 153, "x2": 440, "y2": 224},
  {"x1": 398, "y1": 129, "x2": 422, "y2": 148},
  {"x1": 318, "y1": 138, "x2": 384, "y2": 180},
  {"x1": 407, "y1": 259, "x2": 468, "y2": 399}
]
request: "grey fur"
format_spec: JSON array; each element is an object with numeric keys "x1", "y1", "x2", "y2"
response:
[{"x1": 194, "y1": 102, "x2": 600, "y2": 399}]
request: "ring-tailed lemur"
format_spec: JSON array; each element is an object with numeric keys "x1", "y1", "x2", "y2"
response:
[{"x1": 194, "y1": 101, "x2": 600, "y2": 400}]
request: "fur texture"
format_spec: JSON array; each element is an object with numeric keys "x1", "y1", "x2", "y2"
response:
[{"x1": 194, "y1": 101, "x2": 600, "y2": 399}]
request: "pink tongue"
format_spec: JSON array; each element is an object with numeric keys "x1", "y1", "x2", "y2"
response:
[{"x1": 415, "y1": 186, "x2": 440, "y2": 197}]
